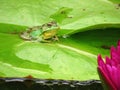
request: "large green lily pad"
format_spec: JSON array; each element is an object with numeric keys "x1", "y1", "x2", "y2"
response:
[
  {"x1": 0, "y1": 0, "x2": 120, "y2": 35},
  {"x1": 0, "y1": 28, "x2": 119, "y2": 80},
  {"x1": 0, "y1": 0, "x2": 120, "y2": 81}
]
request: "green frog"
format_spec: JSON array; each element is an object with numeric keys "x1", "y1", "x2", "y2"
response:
[{"x1": 20, "y1": 21, "x2": 60, "y2": 43}]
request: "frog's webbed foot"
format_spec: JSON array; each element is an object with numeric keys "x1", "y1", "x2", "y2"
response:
[{"x1": 52, "y1": 35, "x2": 59, "y2": 41}]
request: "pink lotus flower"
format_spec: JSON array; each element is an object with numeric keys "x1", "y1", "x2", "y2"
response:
[{"x1": 97, "y1": 41, "x2": 120, "y2": 90}]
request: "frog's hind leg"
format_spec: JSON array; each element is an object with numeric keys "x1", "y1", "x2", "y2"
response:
[
  {"x1": 36, "y1": 36, "x2": 51, "y2": 43},
  {"x1": 19, "y1": 32, "x2": 31, "y2": 41}
]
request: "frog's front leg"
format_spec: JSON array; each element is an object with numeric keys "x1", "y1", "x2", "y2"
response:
[{"x1": 52, "y1": 35, "x2": 59, "y2": 41}]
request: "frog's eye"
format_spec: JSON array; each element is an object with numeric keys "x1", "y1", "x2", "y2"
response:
[
  {"x1": 48, "y1": 21, "x2": 57, "y2": 27},
  {"x1": 47, "y1": 23, "x2": 52, "y2": 27}
]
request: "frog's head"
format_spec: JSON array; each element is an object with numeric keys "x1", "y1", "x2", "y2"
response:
[{"x1": 42, "y1": 21, "x2": 60, "y2": 32}]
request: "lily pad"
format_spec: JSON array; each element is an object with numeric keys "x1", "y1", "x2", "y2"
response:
[
  {"x1": 0, "y1": 0, "x2": 120, "y2": 35},
  {"x1": 0, "y1": 0, "x2": 120, "y2": 81},
  {"x1": 0, "y1": 28, "x2": 119, "y2": 80}
]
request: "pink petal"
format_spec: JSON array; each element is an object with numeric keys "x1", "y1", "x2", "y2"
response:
[
  {"x1": 106, "y1": 64, "x2": 112, "y2": 80},
  {"x1": 111, "y1": 66, "x2": 118, "y2": 89},
  {"x1": 111, "y1": 59, "x2": 117, "y2": 66},
  {"x1": 98, "y1": 67, "x2": 116, "y2": 90},
  {"x1": 110, "y1": 46, "x2": 120, "y2": 64},
  {"x1": 98, "y1": 55, "x2": 109, "y2": 74},
  {"x1": 117, "y1": 66, "x2": 120, "y2": 89},
  {"x1": 106, "y1": 56, "x2": 112, "y2": 65},
  {"x1": 110, "y1": 46, "x2": 117, "y2": 59},
  {"x1": 117, "y1": 40, "x2": 120, "y2": 46},
  {"x1": 98, "y1": 54, "x2": 105, "y2": 66},
  {"x1": 117, "y1": 46, "x2": 120, "y2": 53}
]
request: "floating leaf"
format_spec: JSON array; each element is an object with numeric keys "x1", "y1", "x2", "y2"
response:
[{"x1": 0, "y1": 0, "x2": 120, "y2": 81}]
